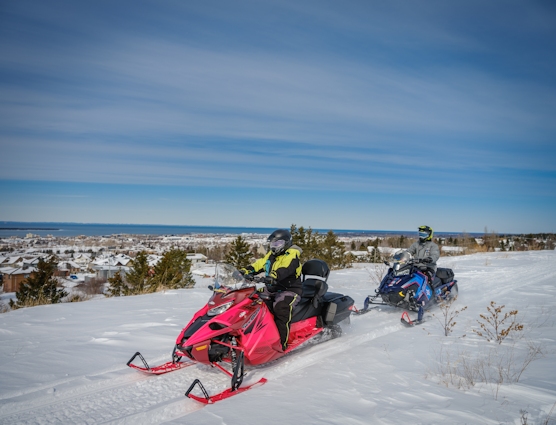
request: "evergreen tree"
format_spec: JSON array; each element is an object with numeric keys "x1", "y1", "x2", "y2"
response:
[
  {"x1": 371, "y1": 238, "x2": 383, "y2": 263},
  {"x1": 320, "y1": 230, "x2": 351, "y2": 269},
  {"x1": 224, "y1": 235, "x2": 252, "y2": 270},
  {"x1": 106, "y1": 271, "x2": 126, "y2": 297},
  {"x1": 290, "y1": 224, "x2": 322, "y2": 261},
  {"x1": 149, "y1": 249, "x2": 195, "y2": 291},
  {"x1": 125, "y1": 251, "x2": 150, "y2": 293},
  {"x1": 10, "y1": 257, "x2": 67, "y2": 308}
]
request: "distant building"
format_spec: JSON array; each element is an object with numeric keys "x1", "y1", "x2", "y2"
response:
[
  {"x1": 57, "y1": 261, "x2": 82, "y2": 277},
  {"x1": 91, "y1": 254, "x2": 132, "y2": 280},
  {"x1": 187, "y1": 253, "x2": 208, "y2": 264},
  {"x1": 0, "y1": 266, "x2": 36, "y2": 292}
]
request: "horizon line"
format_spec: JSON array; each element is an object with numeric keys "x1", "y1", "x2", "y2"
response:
[{"x1": 0, "y1": 220, "x2": 540, "y2": 236}]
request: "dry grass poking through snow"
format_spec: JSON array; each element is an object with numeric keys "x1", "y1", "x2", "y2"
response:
[{"x1": 428, "y1": 302, "x2": 546, "y2": 400}]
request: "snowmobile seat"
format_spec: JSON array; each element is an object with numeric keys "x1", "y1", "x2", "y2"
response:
[
  {"x1": 301, "y1": 259, "x2": 330, "y2": 305},
  {"x1": 291, "y1": 259, "x2": 331, "y2": 323},
  {"x1": 301, "y1": 259, "x2": 330, "y2": 281},
  {"x1": 291, "y1": 280, "x2": 328, "y2": 323},
  {"x1": 298, "y1": 279, "x2": 329, "y2": 305}
]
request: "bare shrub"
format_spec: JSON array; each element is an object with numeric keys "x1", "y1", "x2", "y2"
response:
[
  {"x1": 432, "y1": 345, "x2": 481, "y2": 389},
  {"x1": 430, "y1": 302, "x2": 550, "y2": 400},
  {"x1": 365, "y1": 262, "x2": 389, "y2": 287},
  {"x1": 543, "y1": 401, "x2": 556, "y2": 425},
  {"x1": 473, "y1": 301, "x2": 524, "y2": 344},
  {"x1": 433, "y1": 297, "x2": 468, "y2": 336},
  {"x1": 0, "y1": 301, "x2": 9, "y2": 314},
  {"x1": 77, "y1": 278, "x2": 105, "y2": 295},
  {"x1": 431, "y1": 340, "x2": 545, "y2": 399}
]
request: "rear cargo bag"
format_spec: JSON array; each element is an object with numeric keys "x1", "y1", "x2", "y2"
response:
[
  {"x1": 436, "y1": 268, "x2": 454, "y2": 284},
  {"x1": 322, "y1": 293, "x2": 354, "y2": 325}
]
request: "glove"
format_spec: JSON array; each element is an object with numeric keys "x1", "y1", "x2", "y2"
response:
[
  {"x1": 422, "y1": 257, "x2": 433, "y2": 264},
  {"x1": 257, "y1": 285, "x2": 272, "y2": 300},
  {"x1": 239, "y1": 269, "x2": 254, "y2": 281},
  {"x1": 262, "y1": 276, "x2": 275, "y2": 286}
]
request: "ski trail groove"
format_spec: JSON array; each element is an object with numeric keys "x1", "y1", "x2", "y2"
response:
[{"x1": 0, "y1": 310, "x2": 404, "y2": 424}]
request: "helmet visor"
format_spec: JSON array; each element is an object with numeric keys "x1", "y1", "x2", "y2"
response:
[
  {"x1": 270, "y1": 239, "x2": 286, "y2": 253},
  {"x1": 419, "y1": 231, "x2": 429, "y2": 239}
]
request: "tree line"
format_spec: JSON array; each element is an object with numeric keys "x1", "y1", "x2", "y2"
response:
[
  {"x1": 8, "y1": 249, "x2": 195, "y2": 309},
  {"x1": 6, "y1": 227, "x2": 555, "y2": 310}
]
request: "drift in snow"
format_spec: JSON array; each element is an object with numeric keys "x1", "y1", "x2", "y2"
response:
[
  {"x1": 356, "y1": 251, "x2": 458, "y2": 325},
  {"x1": 128, "y1": 260, "x2": 354, "y2": 404}
]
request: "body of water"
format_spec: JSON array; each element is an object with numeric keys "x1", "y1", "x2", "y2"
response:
[{"x1": 0, "y1": 222, "x2": 475, "y2": 238}]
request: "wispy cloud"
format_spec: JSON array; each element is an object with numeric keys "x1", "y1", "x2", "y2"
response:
[{"x1": 0, "y1": 0, "x2": 554, "y2": 231}]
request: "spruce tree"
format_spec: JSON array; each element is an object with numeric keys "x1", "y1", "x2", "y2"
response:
[
  {"x1": 10, "y1": 257, "x2": 67, "y2": 308},
  {"x1": 149, "y1": 249, "x2": 195, "y2": 291},
  {"x1": 106, "y1": 271, "x2": 127, "y2": 297},
  {"x1": 290, "y1": 224, "x2": 322, "y2": 261},
  {"x1": 224, "y1": 235, "x2": 252, "y2": 270},
  {"x1": 125, "y1": 251, "x2": 150, "y2": 293},
  {"x1": 371, "y1": 239, "x2": 383, "y2": 263},
  {"x1": 320, "y1": 230, "x2": 351, "y2": 269}
]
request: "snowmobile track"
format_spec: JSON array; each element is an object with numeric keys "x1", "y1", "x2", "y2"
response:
[{"x1": 0, "y1": 310, "x2": 404, "y2": 424}]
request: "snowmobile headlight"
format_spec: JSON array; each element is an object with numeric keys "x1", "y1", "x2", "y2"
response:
[{"x1": 207, "y1": 301, "x2": 234, "y2": 316}]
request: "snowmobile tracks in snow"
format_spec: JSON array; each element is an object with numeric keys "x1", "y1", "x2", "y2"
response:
[
  {"x1": 0, "y1": 363, "x2": 208, "y2": 424},
  {"x1": 0, "y1": 310, "x2": 404, "y2": 424}
]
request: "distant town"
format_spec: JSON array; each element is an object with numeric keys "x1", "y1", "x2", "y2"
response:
[{"x1": 1, "y1": 230, "x2": 554, "y2": 301}]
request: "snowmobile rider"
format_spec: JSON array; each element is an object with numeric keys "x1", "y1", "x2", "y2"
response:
[
  {"x1": 407, "y1": 225, "x2": 440, "y2": 283},
  {"x1": 240, "y1": 229, "x2": 302, "y2": 352}
]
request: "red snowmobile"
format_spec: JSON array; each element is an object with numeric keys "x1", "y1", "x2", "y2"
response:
[{"x1": 127, "y1": 259, "x2": 354, "y2": 404}]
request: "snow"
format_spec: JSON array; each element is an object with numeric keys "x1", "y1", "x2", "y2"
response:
[
  {"x1": 1, "y1": 251, "x2": 556, "y2": 424},
  {"x1": 441, "y1": 246, "x2": 466, "y2": 253}
]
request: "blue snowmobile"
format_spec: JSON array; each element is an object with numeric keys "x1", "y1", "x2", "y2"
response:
[{"x1": 357, "y1": 251, "x2": 458, "y2": 326}]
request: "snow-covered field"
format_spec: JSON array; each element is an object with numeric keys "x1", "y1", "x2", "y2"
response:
[{"x1": 1, "y1": 251, "x2": 555, "y2": 424}]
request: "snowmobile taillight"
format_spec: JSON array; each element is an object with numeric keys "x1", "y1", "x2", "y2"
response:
[{"x1": 208, "y1": 301, "x2": 234, "y2": 316}]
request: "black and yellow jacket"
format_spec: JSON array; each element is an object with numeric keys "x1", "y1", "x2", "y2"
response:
[{"x1": 243, "y1": 246, "x2": 302, "y2": 295}]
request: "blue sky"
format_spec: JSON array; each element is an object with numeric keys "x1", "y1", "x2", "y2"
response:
[{"x1": 0, "y1": 0, "x2": 555, "y2": 234}]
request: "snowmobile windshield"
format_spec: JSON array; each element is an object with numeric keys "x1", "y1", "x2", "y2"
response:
[
  {"x1": 392, "y1": 250, "x2": 412, "y2": 274},
  {"x1": 213, "y1": 263, "x2": 255, "y2": 292}
]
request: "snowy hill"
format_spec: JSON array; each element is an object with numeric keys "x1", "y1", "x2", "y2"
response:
[{"x1": 1, "y1": 251, "x2": 555, "y2": 424}]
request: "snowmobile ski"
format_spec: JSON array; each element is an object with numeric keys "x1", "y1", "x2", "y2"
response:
[
  {"x1": 185, "y1": 377, "x2": 268, "y2": 404},
  {"x1": 352, "y1": 294, "x2": 387, "y2": 315},
  {"x1": 352, "y1": 305, "x2": 379, "y2": 315},
  {"x1": 400, "y1": 311, "x2": 415, "y2": 326},
  {"x1": 127, "y1": 351, "x2": 195, "y2": 375},
  {"x1": 400, "y1": 311, "x2": 425, "y2": 327}
]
